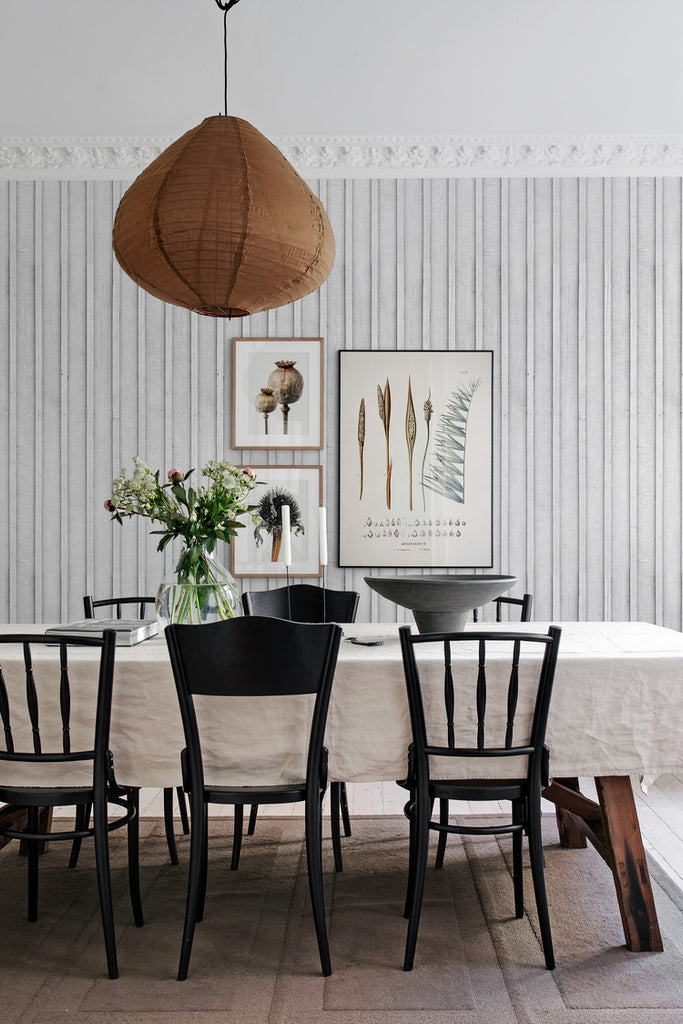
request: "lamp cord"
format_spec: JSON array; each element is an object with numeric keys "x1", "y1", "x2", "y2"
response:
[
  {"x1": 214, "y1": 0, "x2": 242, "y2": 116},
  {"x1": 212, "y1": 0, "x2": 242, "y2": 314}
]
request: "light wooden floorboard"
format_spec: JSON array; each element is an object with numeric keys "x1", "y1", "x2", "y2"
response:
[
  {"x1": 53, "y1": 774, "x2": 683, "y2": 895},
  {"x1": 135, "y1": 779, "x2": 598, "y2": 820}
]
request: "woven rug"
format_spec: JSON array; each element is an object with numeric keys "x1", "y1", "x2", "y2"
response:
[{"x1": 2, "y1": 815, "x2": 683, "y2": 1023}]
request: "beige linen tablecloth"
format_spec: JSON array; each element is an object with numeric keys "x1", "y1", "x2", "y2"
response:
[{"x1": 2, "y1": 621, "x2": 682, "y2": 788}]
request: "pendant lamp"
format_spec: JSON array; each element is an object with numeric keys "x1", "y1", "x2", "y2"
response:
[{"x1": 112, "y1": 2, "x2": 334, "y2": 318}]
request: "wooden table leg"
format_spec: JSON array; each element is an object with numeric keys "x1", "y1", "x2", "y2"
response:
[
  {"x1": 553, "y1": 777, "x2": 588, "y2": 849},
  {"x1": 0, "y1": 805, "x2": 53, "y2": 856},
  {"x1": 542, "y1": 775, "x2": 663, "y2": 952},
  {"x1": 595, "y1": 775, "x2": 662, "y2": 952},
  {"x1": 0, "y1": 805, "x2": 28, "y2": 851}
]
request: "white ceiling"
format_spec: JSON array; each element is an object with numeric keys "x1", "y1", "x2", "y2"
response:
[{"x1": 3, "y1": 0, "x2": 683, "y2": 139}]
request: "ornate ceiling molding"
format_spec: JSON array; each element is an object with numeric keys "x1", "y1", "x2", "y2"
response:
[{"x1": 2, "y1": 134, "x2": 683, "y2": 178}]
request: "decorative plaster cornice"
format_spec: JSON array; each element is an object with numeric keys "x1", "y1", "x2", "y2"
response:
[
  {"x1": 2, "y1": 135, "x2": 683, "y2": 178},
  {"x1": 276, "y1": 135, "x2": 683, "y2": 176}
]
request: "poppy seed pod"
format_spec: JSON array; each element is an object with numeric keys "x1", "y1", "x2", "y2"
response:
[
  {"x1": 255, "y1": 388, "x2": 278, "y2": 415},
  {"x1": 267, "y1": 361, "x2": 304, "y2": 405}
]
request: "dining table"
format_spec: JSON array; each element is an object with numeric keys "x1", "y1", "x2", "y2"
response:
[{"x1": 2, "y1": 618, "x2": 683, "y2": 956}]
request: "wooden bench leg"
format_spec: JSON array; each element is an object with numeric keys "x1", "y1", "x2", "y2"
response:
[{"x1": 595, "y1": 775, "x2": 663, "y2": 952}]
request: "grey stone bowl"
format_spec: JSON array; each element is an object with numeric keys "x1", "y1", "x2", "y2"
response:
[{"x1": 364, "y1": 574, "x2": 518, "y2": 633}]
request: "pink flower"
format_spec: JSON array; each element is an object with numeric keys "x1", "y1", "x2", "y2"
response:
[
  {"x1": 243, "y1": 467, "x2": 257, "y2": 480},
  {"x1": 168, "y1": 469, "x2": 183, "y2": 483},
  {"x1": 104, "y1": 499, "x2": 115, "y2": 512}
]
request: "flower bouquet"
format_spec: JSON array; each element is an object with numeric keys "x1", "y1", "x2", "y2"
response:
[{"x1": 106, "y1": 458, "x2": 260, "y2": 625}]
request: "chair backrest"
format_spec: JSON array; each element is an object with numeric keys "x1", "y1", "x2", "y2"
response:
[
  {"x1": 83, "y1": 595, "x2": 155, "y2": 620},
  {"x1": 472, "y1": 592, "x2": 533, "y2": 623},
  {"x1": 0, "y1": 632, "x2": 117, "y2": 786},
  {"x1": 165, "y1": 616, "x2": 342, "y2": 789},
  {"x1": 242, "y1": 583, "x2": 359, "y2": 624},
  {"x1": 399, "y1": 625, "x2": 561, "y2": 785}
]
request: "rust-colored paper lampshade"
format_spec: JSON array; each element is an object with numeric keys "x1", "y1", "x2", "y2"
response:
[{"x1": 112, "y1": 115, "x2": 335, "y2": 317}]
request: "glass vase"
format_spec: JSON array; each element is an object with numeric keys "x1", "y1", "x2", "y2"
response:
[{"x1": 155, "y1": 544, "x2": 241, "y2": 630}]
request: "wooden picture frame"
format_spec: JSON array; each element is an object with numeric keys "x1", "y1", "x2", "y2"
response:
[
  {"x1": 338, "y1": 349, "x2": 493, "y2": 568},
  {"x1": 231, "y1": 465, "x2": 323, "y2": 577},
  {"x1": 232, "y1": 337, "x2": 324, "y2": 449}
]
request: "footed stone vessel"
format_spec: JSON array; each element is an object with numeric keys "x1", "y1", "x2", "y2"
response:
[{"x1": 364, "y1": 574, "x2": 518, "y2": 633}]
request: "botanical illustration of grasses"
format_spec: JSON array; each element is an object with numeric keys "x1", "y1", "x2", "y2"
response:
[
  {"x1": 377, "y1": 378, "x2": 392, "y2": 508},
  {"x1": 420, "y1": 388, "x2": 433, "y2": 511},
  {"x1": 423, "y1": 377, "x2": 481, "y2": 503},
  {"x1": 358, "y1": 397, "x2": 365, "y2": 499},
  {"x1": 404, "y1": 376, "x2": 416, "y2": 510}
]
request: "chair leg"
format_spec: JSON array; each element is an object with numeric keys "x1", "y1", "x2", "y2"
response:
[
  {"x1": 178, "y1": 796, "x2": 208, "y2": 981},
  {"x1": 230, "y1": 804, "x2": 244, "y2": 871},
  {"x1": 435, "y1": 797, "x2": 448, "y2": 869},
  {"x1": 305, "y1": 787, "x2": 331, "y2": 976},
  {"x1": 163, "y1": 788, "x2": 179, "y2": 865},
  {"x1": 247, "y1": 804, "x2": 258, "y2": 835},
  {"x1": 404, "y1": 784, "x2": 430, "y2": 971},
  {"x1": 339, "y1": 782, "x2": 352, "y2": 837},
  {"x1": 403, "y1": 792, "x2": 416, "y2": 919},
  {"x1": 68, "y1": 801, "x2": 91, "y2": 869},
  {"x1": 127, "y1": 788, "x2": 144, "y2": 927},
  {"x1": 93, "y1": 788, "x2": 118, "y2": 980},
  {"x1": 177, "y1": 787, "x2": 190, "y2": 835},
  {"x1": 197, "y1": 802, "x2": 209, "y2": 923},
  {"x1": 27, "y1": 806, "x2": 40, "y2": 923},
  {"x1": 512, "y1": 801, "x2": 524, "y2": 918},
  {"x1": 527, "y1": 790, "x2": 555, "y2": 970},
  {"x1": 330, "y1": 782, "x2": 343, "y2": 872}
]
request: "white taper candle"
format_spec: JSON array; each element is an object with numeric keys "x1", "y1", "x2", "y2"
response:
[
  {"x1": 318, "y1": 506, "x2": 328, "y2": 566},
  {"x1": 280, "y1": 504, "x2": 292, "y2": 566}
]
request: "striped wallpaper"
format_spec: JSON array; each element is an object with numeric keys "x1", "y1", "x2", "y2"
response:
[{"x1": 1, "y1": 176, "x2": 682, "y2": 628}]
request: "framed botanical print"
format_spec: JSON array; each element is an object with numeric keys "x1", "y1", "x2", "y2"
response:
[
  {"x1": 338, "y1": 349, "x2": 493, "y2": 568},
  {"x1": 231, "y1": 464, "x2": 323, "y2": 577},
  {"x1": 232, "y1": 337, "x2": 324, "y2": 449}
]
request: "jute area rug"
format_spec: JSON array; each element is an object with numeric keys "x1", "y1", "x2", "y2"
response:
[{"x1": 2, "y1": 814, "x2": 683, "y2": 1024}]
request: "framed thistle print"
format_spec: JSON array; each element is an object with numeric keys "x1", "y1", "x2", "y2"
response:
[
  {"x1": 338, "y1": 350, "x2": 493, "y2": 568},
  {"x1": 232, "y1": 337, "x2": 324, "y2": 449},
  {"x1": 231, "y1": 465, "x2": 323, "y2": 577}
]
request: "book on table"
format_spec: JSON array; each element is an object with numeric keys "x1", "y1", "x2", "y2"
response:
[{"x1": 45, "y1": 619, "x2": 158, "y2": 646}]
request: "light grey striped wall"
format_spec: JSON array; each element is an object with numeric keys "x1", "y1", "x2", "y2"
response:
[{"x1": 2, "y1": 176, "x2": 682, "y2": 628}]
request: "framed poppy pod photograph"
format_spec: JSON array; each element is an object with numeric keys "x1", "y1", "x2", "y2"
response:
[{"x1": 232, "y1": 338, "x2": 324, "y2": 449}]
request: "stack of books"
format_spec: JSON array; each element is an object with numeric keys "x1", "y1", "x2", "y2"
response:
[{"x1": 45, "y1": 619, "x2": 158, "y2": 646}]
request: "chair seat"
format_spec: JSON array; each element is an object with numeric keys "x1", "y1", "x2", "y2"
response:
[
  {"x1": 0, "y1": 785, "x2": 94, "y2": 807},
  {"x1": 430, "y1": 778, "x2": 527, "y2": 802},
  {"x1": 203, "y1": 782, "x2": 308, "y2": 805}
]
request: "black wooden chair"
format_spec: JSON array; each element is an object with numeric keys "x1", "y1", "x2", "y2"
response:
[
  {"x1": 165, "y1": 615, "x2": 342, "y2": 980},
  {"x1": 398, "y1": 624, "x2": 561, "y2": 972},
  {"x1": 242, "y1": 583, "x2": 360, "y2": 872},
  {"x1": 0, "y1": 631, "x2": 144, "y2": 979},
  {"x1": 461, "y1": 591, "x2": 536, "y2": 867},
  {"x1": 82, "y1": 594, "x2": 190, "y2": 865},
  {"x1": 472, "y1": 592, "x2": 533, "y2": 623}
]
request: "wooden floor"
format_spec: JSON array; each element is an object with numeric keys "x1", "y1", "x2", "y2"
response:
[{"x1": 135, "y1": 773, "x2": 683, "y2": 891}]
